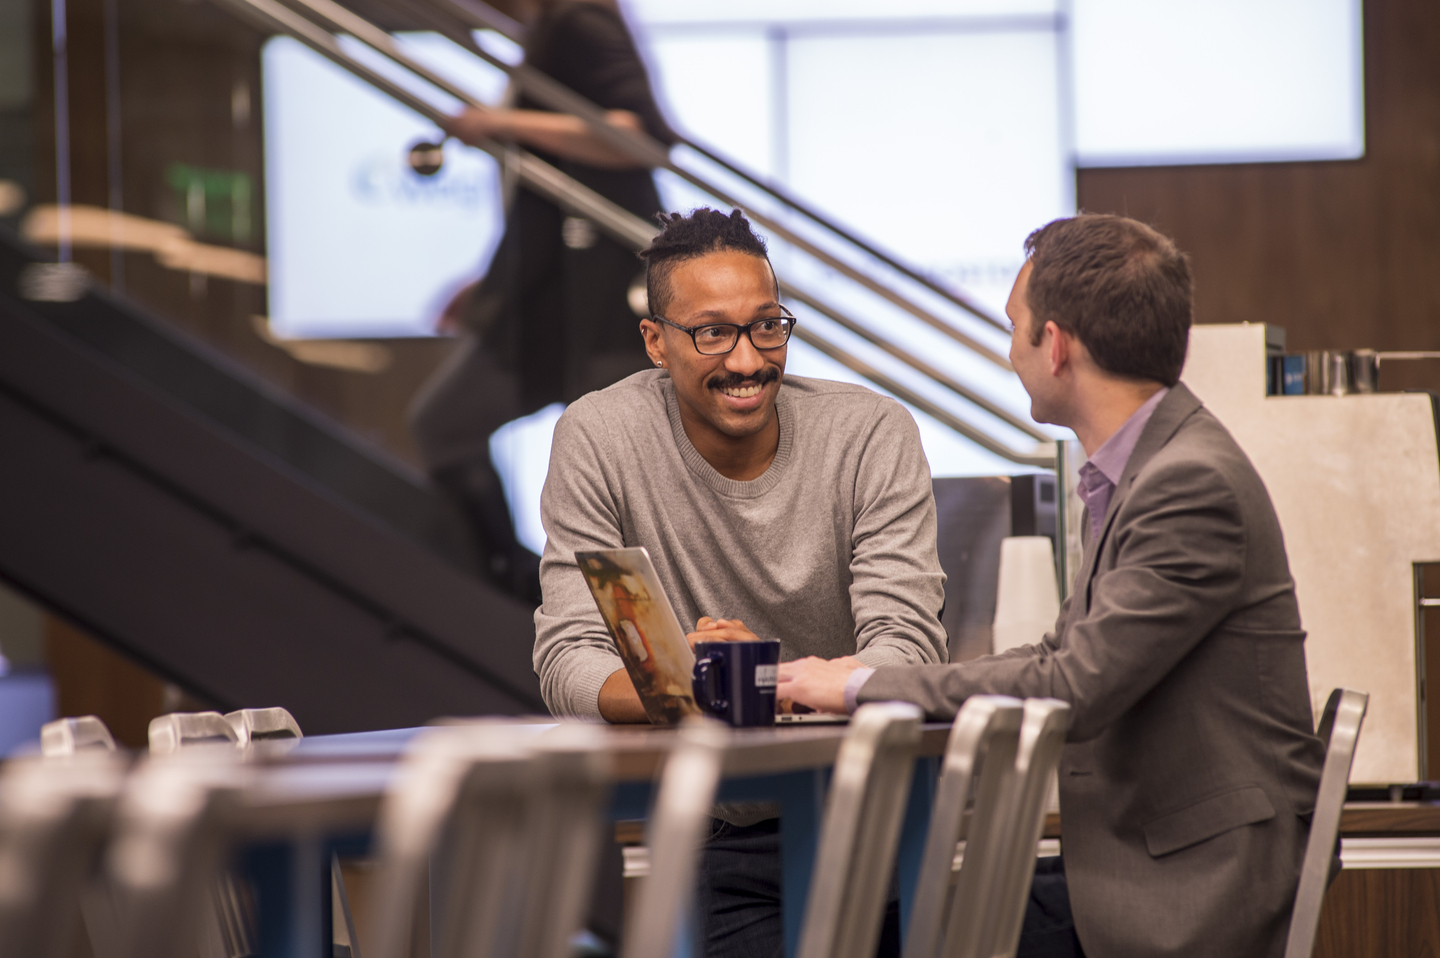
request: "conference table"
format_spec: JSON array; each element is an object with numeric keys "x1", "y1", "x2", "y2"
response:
[{"x1": 229, "y1": 720, "x2": 955, "y2": 958}]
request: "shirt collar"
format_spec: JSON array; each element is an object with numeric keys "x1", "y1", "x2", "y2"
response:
[{"x1": 1084, "y1": 386, "x2": 1170, "y2": 486}]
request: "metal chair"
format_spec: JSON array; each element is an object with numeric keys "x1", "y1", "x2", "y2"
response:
[
  {"x1": 986, "y1": 698, "x2": 1071, "y2": 958},
  {"x1": 368, "y1": 721, "x2": 613, "y2": 958},
  {"x1": 903, "y1": 696, "x2": 1024, "y2": 958},
  {"x1": 36, "y1": 715, "x2": 125, "y2": 958},
  {"x1": 0, "y1": 751, "x2": 128, "y2": 958},
  {"x1": 796, "y1": 702, "x2": 926, "y2": 958},
  {"x1": 508, "y1": 724, "x2": 616, "y2": 958},
  {"x1": 106, "y1": 745, "x2": 249, "y2": 958},
  {"x1": 1283, "y1": 688, "x2": 1369, "y2": 958},
  {"x1": 368, "y1": 723, "x2": 534, "y2": 958},
  {"x1": 148, "y1": 711, "x2": 240, "y2": 754},
  {"x1": 41, "y1": 714, "x2": 118, "y2": 755},
  {"x1": 144, "y1": 707, "x2": 304, "y2": 958},
  {"x1": 224, "y1": 707, "x2": 304, "y2": 746},
  {"x1": 622, "y1": 718, "x2": 729, "y2": 958}
]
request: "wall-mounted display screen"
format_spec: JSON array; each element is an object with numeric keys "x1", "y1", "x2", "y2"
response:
[
  {"x1": 262, "y1": 34, "x2": 509, "y2": 339},
  {"x1": 1070, "y1": 0, "x2": 1364, "y2": 167}
]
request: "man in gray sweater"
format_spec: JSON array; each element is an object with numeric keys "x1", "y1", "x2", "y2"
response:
[{"x1": 533, "y1": 207, "x2": 947, "y2": 955}]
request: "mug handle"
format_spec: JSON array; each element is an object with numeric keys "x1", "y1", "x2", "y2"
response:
[{"x1": 692, "y1": 657, "x2": 728, "y2": 714}]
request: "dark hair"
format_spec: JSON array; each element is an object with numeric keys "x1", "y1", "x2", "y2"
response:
[
  {"x1": 638, "y1": 208, "x2": 773, "y2": 317},
  {"x1": 1023, "y1": 214, "x2": 1192, "y2": 387}
]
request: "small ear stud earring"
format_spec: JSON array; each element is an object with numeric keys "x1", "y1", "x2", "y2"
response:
[{"x1": 656, "y1": 360, "x2": 663, "y2": 367}]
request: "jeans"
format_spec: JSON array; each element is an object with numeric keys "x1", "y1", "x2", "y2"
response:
[
  {"x1": 695, "y1": 819, "x2": 901, "y2": 958},
  {"x1": 694, "y1": 823, "x2": 1082, "y2": 958},
  {"x1": 1018, "y1": 857, "x2": 1085, "y2": 958}
]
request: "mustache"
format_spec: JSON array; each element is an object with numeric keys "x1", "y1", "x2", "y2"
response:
[{"x1": 707, "y1": 367, "x2": 780, "y2": 391}]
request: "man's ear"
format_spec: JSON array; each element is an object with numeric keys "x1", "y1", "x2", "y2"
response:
[
  {"x1": 1045, "y1": 320, "x2": 1070, "y2": 377},
  {"x1": 639, "y1": 319, "x2": 666, "y2": 368}
]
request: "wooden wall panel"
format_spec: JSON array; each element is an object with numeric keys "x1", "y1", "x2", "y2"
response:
[
  {"x1": 44, "y1": 615, "x2": 208, "y2": 749},
  {"x1": 1313, "y1": 868, "x2": 1440, "y2": 958},
  {"x1": 1076, "y1": 0, "x2": 1440, "y2": 356}
]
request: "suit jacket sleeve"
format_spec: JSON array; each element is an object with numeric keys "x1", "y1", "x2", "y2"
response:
[{"x1": 859, "y1": 454, "x2": 1247, "y2": 740}]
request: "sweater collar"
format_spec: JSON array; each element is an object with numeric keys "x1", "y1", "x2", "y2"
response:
[{"x1": 662, "y1": 378, "x2": 795, "y2": 499}]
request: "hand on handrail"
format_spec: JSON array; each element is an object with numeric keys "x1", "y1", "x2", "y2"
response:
[{"x1": 443, "y1": 106, "x2": 652, "y2": 170}]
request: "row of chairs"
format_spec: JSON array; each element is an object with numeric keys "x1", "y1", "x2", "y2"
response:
[
  {"x1": 0, "y1": 689, "x2": 1365, "y2": 958},
  {"x1": 360, "y1": 699, "x2": 1073, "y2": 958},
  {"x1": 0, "y1": 707, "x2": 303, "y2": 958}
]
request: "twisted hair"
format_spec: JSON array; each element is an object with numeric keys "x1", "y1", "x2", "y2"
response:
[{"x1": 638, "y1": 208, "x2": 772, "y2": 317}]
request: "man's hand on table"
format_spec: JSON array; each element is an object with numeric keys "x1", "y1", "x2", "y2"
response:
[
  {"x1": 686, "y1": 616, "x2": 762, "y2": 649},
  {"x1": 600, "y1": 618, "x2": 762, "y2": 724},
  {"x1": 777, "y1": 656, "x2": 864, "y2": 715}
]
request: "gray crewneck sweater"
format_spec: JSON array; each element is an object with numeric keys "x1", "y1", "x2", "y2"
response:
[{"x1": 533, "y1": 370, "x2": 948, "y2": 718}]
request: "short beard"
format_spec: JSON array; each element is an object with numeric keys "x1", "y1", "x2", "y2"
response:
[{"x1": 707, "y1": 366, "x2": 780, "y2": 392}]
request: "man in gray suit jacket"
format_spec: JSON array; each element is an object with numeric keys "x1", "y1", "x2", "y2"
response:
[{"x1": 779, "y1": 214, "x2": 1324, "y2": 958}]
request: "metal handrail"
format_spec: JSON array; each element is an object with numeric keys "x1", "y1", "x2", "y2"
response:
[
  {"x1": 793, "y1": 328, "x2": 1054, "y2": 467},
  {"x1": 431, "y1": 0, "x2": 1011, "y2": 336},
  {"x1": 209, "y1": 0, "x2": 1055, "y2": 466},
  {"x1": 281, "y1": 0, "x2": 1041, "y2": 441},
  {"x1": 349, "y1": 0, "x2": 1015, "y2": 368}
]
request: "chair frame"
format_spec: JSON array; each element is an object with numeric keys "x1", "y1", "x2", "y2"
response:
[
  {"x1": 622, "y1": 719, "x2": 729, "y2": 958},
  {"x1": 903, "y1": 695, "x2": 1024, "y2": 958},
  {"x1": 986, "y1": 698, "x2": 1071, "y2": 958},
  {"x1": 0, "y1": 753, "x2": 127, "y2": 958},
  {"x1": 797, "y1": 702, "x2": 925, "y2": 958},
  {"x1": 1283, "y1": 688, "x2": 1368, "y2": 958}
]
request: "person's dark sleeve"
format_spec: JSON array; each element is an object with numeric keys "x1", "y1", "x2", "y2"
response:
[
  {"x1": 858, "y1": 456, "x2": 1248, "y2": 741},
  {"x1": 545, "y1": 5, "x2": 678, "y2": 145}
]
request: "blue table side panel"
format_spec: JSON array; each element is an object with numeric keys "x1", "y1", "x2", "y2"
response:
[
  {"x1": 897, "y1": 757, "x2": 939, "y2": 940},
  {"x1": 248, "y1": 755, "x2": 940, "y2": 958},
  {"x1": 609, "y1": 768, "x2": 834, "y2": 958}
]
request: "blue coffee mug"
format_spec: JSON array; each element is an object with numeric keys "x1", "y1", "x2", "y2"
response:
[{"x1": 692, "y1": 639, "x2": 780, "y2": 727}]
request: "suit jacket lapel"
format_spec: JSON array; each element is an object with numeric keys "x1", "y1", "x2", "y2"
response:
[{"x1": 1078, "y1": 383, "x2": 1204, "y2": 611}]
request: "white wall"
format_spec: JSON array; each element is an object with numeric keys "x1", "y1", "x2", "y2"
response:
[{"x1": 1183, "y1": 324, "x2": 1440, "y2": 784}]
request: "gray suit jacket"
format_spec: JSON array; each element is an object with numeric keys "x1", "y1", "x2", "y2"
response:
[{"x1": 860, "y1": 384, "x2": 1324, "y2": 958}]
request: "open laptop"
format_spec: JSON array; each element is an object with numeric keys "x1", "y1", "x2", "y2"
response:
[{"x1": 575, "y1": 547, "x2": 848, "y2": 726}]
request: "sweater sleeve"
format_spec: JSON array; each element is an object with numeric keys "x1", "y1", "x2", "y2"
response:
[
  {"x1": 847, "y1": 399, "x2": 950, "y2": 668},
  {"x1": 532, "y1": 401, "x2": 628, "y2": 718}
]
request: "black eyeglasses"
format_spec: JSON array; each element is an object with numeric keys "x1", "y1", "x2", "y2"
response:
[{"x1": 651, "y1": 306, "x2": 797, "y2": 356}]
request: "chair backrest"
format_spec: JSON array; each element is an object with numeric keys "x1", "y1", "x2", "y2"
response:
[
  {"x1": 41, "y1": 715, "x2": 117, "y2": 756},
  {"x1": 37, "y1": 717, "x2": 124, "y2": 958},
  {"x1": 0, "y1": 753, "x2": 126, "y2": 958},
  {"x1": 369, "y1": 722, "x2": 613, "y2": 958},
  {"x1": 148, "y1": 712, "x2": 239, "y2": 754},
  {"x1": 106, "y1": 747, "x2": 248, "y2": 958},
  {"x1": 622, "y1": 719, "x2": 729, "y2": 958},
  {"x1": 511, "y1": 725, "x2": 614, "y2": 958},
  {"x1": 902, "y1": 696, "x2": 1024, "y2": 958},
  {"x1": 224, "y1": 707, "x2": 303, "y2": 746},
  {"x1": 369, "y1": 724, "x2": 535, "y2": 958},
  {"x1": 797, "y1": 702, "x2": 925, "y2": 958},
  {"x1": 986, "y1": 698, "x2": 1070, "y2": 958},
  {"x1": 1283, "y1": 688, "x2": 1368, "y2": 958},
  {"x1": 149, "y1": 708, "x2": 297, "y2": 958}
]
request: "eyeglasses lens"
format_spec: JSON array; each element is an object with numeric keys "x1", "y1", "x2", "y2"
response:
[{"x1": 693, "y1": 319, "x2": 792, "y2": 355}]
